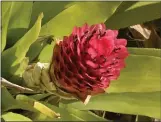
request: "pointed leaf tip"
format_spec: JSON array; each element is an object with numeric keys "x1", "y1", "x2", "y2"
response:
[{"x1": 39, "y1": 12, "x2": 44, "y2": 20}]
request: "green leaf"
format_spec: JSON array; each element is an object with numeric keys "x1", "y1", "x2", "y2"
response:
[
  {"x1": 67, "y1": 108, "x2": 107, "y2": 121},
  {"x1": 16, "y1": 95, "x2": 60, "y2": 119},
  {"x1": 1, "y1": 13, "x2": 43, "y2": 80},
  {"x1": 2, "y1": 2, "x2": 12, "y2": 20},
  {"x1": 65, "y1": 91, "x2": 161, "y2": 119},
  {"x1": 8, "y1": 2, "x2": 33, "y2": 29},
  {"x1": 38, "y1": 41, "x2": 56, "y2": 63},
  {"x1": 26, "y1": 35, "x2": 54, "y2": 62},
  {"x1": 5, "y1": 2, "x2": 33, "y2": 47},
  {"x1": 106, "y1": 54, "x2": 160, "y2": 93},
  {"x1": 30, "y1": 1, "x2": 73, "y2": 27},
  {"x1": 31, "y1": 102, "x2": 107, "y2": 121},
  {"x1": 60, "y1": 104, "x2": 107, "y2": 121},
  {"x1": 7, "y1": 28, "x2": 28, "y2": 47},
  {"x1": 1, "y1": 87, "x2": 19, "y2": 112},
  {"x1": 128, "y1": 48, "x2": 161, "y2": 58},
  {"x1": 114, "y1": 1, "x2": 138, "y2": 13},
  {"x1": 105, "y1": 1, "x2": 161, "y2": 29},
  {"x1": 1, "y1": 2, "x2": 13, "y2": 52},
  {"x1": 9, "y1": 57, "x2": 29, "y2": 84},
  {"x1": 1, "y1": 87, "x2": 36, "y2": 112},
  {"x1": 7, "y1": 2, "x2": 71, "y2": 47},
  {"x1": 2, "y1": 112, "x2": 32, "y2": 121},
  {"x1": 40, "y1": 2, "x2": 122, "y2": 37},
  {"x1": 37, "y1": 2, "x2": 122, "y2": 63},
  {"x1": 29, "y1": 93, "x2": 52, "y2": 101}
]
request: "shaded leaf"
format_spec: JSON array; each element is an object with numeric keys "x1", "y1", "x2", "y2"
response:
[
  {"x1": 136, "y1": 115, "x2": 154, "y2": 122},
  {"x1": 8, "y1": 2, "x2": 33, "y2": 29},
  {"x1": 7, "y1": 28, "x2": 28, "y2": 48},
  {"x1": 26, "y1": 35, "x2": 54, "y2": 62},
  {"x1": 105, "y1": 2, "x2": 161, "y2": 29},
  {"x1": 114, "y1": 1, "x2": 137, "y2": 13},
  {"x1": 30, "y1": 1, "x2": 73, "y2": 27},
  {"x1": 1, "y1": 87, "x2": 36, "y2": 112},
  {"x1": 29, "y1": 93, "x2": 52, "y2": 101},
  {"x1": 6, "y1": 2, "x2": 33, "y2": 47},
  {"x1": 16, "y1": 94, "x2": 60, "y2": 119},
  {"x1": 9, "y1": 57, "x2": 29, "y2": 84},
  {"x1": 1, "y1": 77, "x2": 34, "y2": 93},
  {"x1": 60, "y1": 104, "x2": 108, "y2": 121}
]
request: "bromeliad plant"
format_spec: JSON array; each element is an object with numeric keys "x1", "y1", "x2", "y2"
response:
[
  {"x1": 1, "y1": 1, "x2": 161, "y2": 121},
  {"x1": 23, "y1": 23, "x2": 129, "y2": 104}
]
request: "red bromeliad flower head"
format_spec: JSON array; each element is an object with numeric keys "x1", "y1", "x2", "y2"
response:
[{"x1": 49, "y1": 23, "x2": 129, "y2": 102}]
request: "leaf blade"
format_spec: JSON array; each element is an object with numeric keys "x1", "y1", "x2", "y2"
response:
[
  {"x1": 105, "y1": 1, "x2": 161, "y2": 29},
  {"x1": 66, "y1": 91, "x2": 161, "y2": 119},
  {"x1": 1, "y1": 13, "x2": 43, "y2": 80},
  {"x1": 1, "y1": 2, "x2": 13, "y2": 51},
  {"x1": 2, "y1": 112, "x2": 32, "y2": 121},
  {"x1": 40, "y1": 2, "x2": 122, "y2": 37},
  {"x1": 107, "y1": 54, "x2": 161, "y2": 93}
]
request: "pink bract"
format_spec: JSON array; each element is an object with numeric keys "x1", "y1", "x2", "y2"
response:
[{"x1": 50, "y1": 23, "x2": 129, "y2": 102}]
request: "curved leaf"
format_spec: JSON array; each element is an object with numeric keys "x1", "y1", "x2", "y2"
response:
[
  {"x1": 16, "y1": 94, "x2": 60, "y2": 119},
  {"x1": 31, "y1": 102, "x2": 107, "y2": 121},
  {"x1": 8, "y1": 2, "x2": 33, "y2": 29},
  {"x1": 40, "y1": 2, "x2": 122, "y2": 37},
  {"x1": 114, "y1": 1, "x2": 138, "y2": 13},
  {"x1": 65, "y1": 91, "x2": 161, "y2": 119},
  {"x1": 60, "y1": 104, "x2": 107, "y2": 121},
  {"x1": 105, "y1": 1, "x2": 161, "y2": 29},
  {"x1": 26, "y1": 35, "x2": 54, "y2": 62},
  {"x1": 38, "y1": 41, "x2": 56, "y2": 63},
  {"x1": 1, "y1": 87, "x2": 36, "y2": 112},
  {"x1": 2, "y1": 112, "x2": 32, "y2": 121},
  {"x1": 30, "y1": 1, "x2": 73, "y2": 27},
  {"x1": 1, "y1": 13, "x2": 43, "y2": 80},
  {"x1": 107, "y1": 54, "x2": 160, "y2": 93},
  {"x1": 1, "y1": 2, "x2": 13, "y2": 52},
  {"x1": 6, "y1": 2, "x2": 33, "y2": 47}
]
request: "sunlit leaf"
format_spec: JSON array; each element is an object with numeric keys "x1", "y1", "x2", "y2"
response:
[
  {"x1": 128, "y1": 48, "x2": 161, "y2": 58},
  {"x1": 16, "y1": 95, "x2": 60, "y2": 119},
  {"x1": 31, "y1": 102, "x2": 107, "y2": 121},
  {"x1": 65, "y1": 91, "x2": 161, "y2": 119},
  {"x1": 1, "y1": 13, "x2": 43, "y2": 81},
  {"x1": 2, "y1": 112, "x2": 32, "y2": 121},
  {"x1": 38, "y1": 41, "x2": 56, "y2": 63},
  {"x1": 1, "y1": 2, "x2": 13, "y2": 51},
  {"x1": 40, "y1": 2, "x2": 122, "y2": 37},
  {"x1": 107, "y1": 54, "x2": 160, "y2": 93}
]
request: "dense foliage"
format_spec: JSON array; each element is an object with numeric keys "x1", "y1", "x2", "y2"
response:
[{"x1": 1, "y1": 1, "x2": 161, "y2": 121}]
